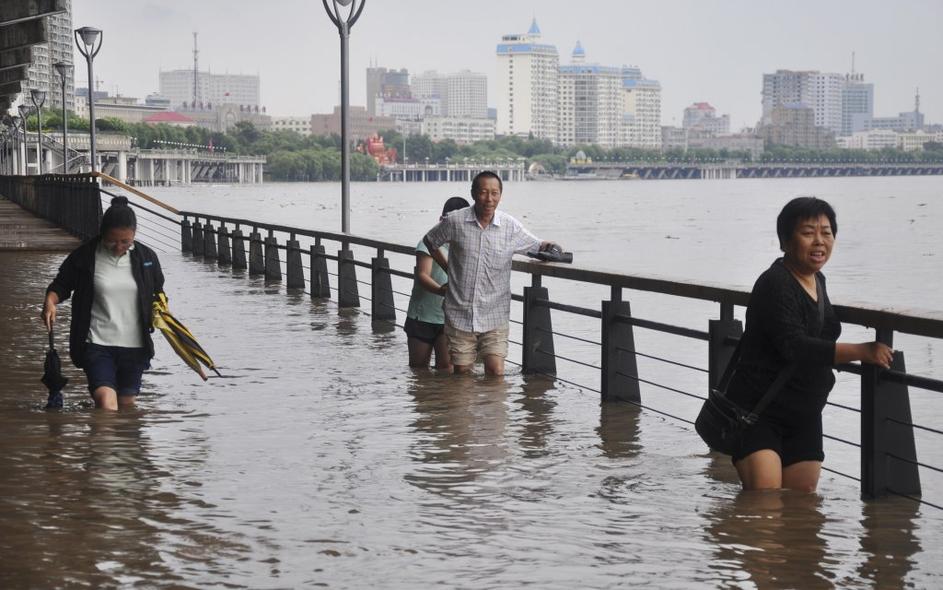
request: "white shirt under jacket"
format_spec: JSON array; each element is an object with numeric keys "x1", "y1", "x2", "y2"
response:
[
  {"x1": 425, "y1": 207, "x2": 541, "y2": 333},
  {"x1": 88, "y1": 244, "x2": 144, "y2": 348}
]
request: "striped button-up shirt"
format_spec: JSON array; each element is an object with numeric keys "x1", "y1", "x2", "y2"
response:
[{"x1": 425, "y1": 207, "x2": 541, "y2": 333}]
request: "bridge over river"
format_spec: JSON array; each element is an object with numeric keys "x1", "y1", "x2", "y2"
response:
[{"x1": 1, "y1": 173, "x2": 942, "y2": 587}]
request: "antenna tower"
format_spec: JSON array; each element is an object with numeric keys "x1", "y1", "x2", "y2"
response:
[{"x1": 193, "y1": 32, "x2": 199, "y2": 104}]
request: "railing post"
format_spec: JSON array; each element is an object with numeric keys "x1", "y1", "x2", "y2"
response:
[
  {"x1": 191, "y1": 218, "x2": 204, "y2": 256},
  {"x1": 861, "y1": 329, "x2": 921, "y2": 499},
  {"x1": 203, "y1": 222, "x2": 218, "y2": 259},
  {"x1": 248, "y1": 229, "x2": 264, "y2": 276},
  {"x1": 264, "y1": 230, "x2": 282, "y2": 282},
  {"x1": 371, "y1": 249, "x2": 396, "y2": 321},
  {"x1": 522, "y1": 282, "x2": 556, "y2": 375},
  {"x1": 708, "y1": 317, "x2": 743, "y2": 391},
  {"x1": 217, "y1": 223, "x2": 231, "y2": 266},
  {"x1": 601, "y1": 294, "x2": 641, "y2": 403},
  {"x1": 180, "y1": 216, "x2": 192, "y2": 253},
  {"x1": 286, "y1": 234, "x2": 304, "y2": 289},
  {"x1": 310, "y1": 241, "x2": 331, "y2": 299},
  {"x1": 337, "y1": 245, "x2": 360, "y2": 308},
  {"x1": 231, "y1": 226, "x2": 247, "y2": 271}
]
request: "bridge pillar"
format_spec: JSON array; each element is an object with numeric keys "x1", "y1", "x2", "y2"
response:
[
  {"x1": 522, "y1": 282, "x2": 556, "y2": 375},
  {"x1": 264, "y1": 231, "x2": 282, "y2": 282},
  {"x1": 203, "y1": 222, "x2": 218, "y2": 259},
  {"x1": 310, "y1": 243, "x2": 331, "y2": 299},
  {"x1": 248, "y1": 230, "x2": 264, "y2": 276},
  {"x1": 217, "y1": 224, "x2": 231, "y2": 266},
  {"x1": 117, "y1": 151, "x2": 128, "y2": 182},
  {"x1": 370, "y1": 253, "x2": 396, "y2": 322},
  {"x1": 231, "y1": 228, "x2": 247, "y2": 270},
  {"x1": 286, "y1": 236, "x2": 304, "y2": 289},
  {"x1": 337, "y1": 247, "x2": 360, "y2": 308},
  {"x1": 180, "y1": 218, "x2": 192, "y2": 253},
  {"x1": 191, "y1": 220, "x2": 205, "y2": 256},
  {"x1": 601, "y1": 292, "x2": 641, "y2": 403},
  {"x1": 861, "y1": 331, "x2": 921, "y2": 499}
]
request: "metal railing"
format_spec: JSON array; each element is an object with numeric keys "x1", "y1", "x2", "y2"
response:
[{"x1": 0, "y1": 174, "x2": 102, "y2": 239}]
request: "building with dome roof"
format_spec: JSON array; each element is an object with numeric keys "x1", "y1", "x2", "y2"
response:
[
  {"x1": 558, "y1": 42, "x2": 623, "y2": 147},
  {"x1": 495, "y1": 18, "x2": 559, "y2": 140}
]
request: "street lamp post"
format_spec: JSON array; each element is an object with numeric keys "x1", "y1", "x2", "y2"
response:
[
  {"x1": 9, "y1": 116, "x2": 22, "y2": 174},
  {"x1": 321, "y1": 0, "x2": 365, "y2": 233},
  {"x1": 53, "y1": 61, "x2": 73, "y2": 174},
  {"x1": 30, "y1": 89, "x2": 46, "y2": 175},
  {"x1": 74, "y1": 26, "x2": 102, "y2": 173},
  {"x1": 17, "y1": 105, "x2": 31, "y2": 174}
]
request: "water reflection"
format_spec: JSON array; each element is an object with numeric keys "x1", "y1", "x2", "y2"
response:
[
  {"x1": 513, "y1": 376, "x2": 557, "y2": 457},
  {"x1": 404, "y1": 373, "x2": 510, "y2": 501},
  {"x1": 857, "y1": 498, "x2": 921, "y2": 587},
  {"x1": 704, "y1": 491, "x2": 832, "y2": 588},
  {"x1": 596, "y1": 401, "x2": 642, "y2": 459}
]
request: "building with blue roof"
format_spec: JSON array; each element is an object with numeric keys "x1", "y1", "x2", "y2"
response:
[{"x1": 495, "y1": 19, "x2": 559, "y2": 140}]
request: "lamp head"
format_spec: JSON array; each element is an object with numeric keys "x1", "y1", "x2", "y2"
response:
[
  {"x1": 18, "y1": 104, "x2": 31, "y2": 119},
  {"x1": 30, "y1": 89, "x2": 47, "y2": 107},
  {"x1": 76, "y1": 26, "x2": 101, "y2": 47},
  {"x1": 53, "y1": 61, "x2": 73, "y2": 79},
  {"x1": 336, "y1": 0, "x2": 353, "y2": 5}
]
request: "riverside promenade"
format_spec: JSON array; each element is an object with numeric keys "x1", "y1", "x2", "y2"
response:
[
  {"x1": 0, "y1": 196, "x2": 79, "y2": 250},
  {"x1": 1, "y1": 174, "x2": 942, "y2": 587}
]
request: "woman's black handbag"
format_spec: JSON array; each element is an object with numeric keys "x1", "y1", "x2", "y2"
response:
[
  {"x1": 695, "y1": 276, "x2": 824, "y2": 456},
  {"x1": 694, "y1": 341, "x2": 794, "y2": 456}
]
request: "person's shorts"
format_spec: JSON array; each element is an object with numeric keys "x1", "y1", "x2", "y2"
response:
[
  {"x1": 731, "y1": 411, "x2": 825, "y2": 467},
  {"x1": 82, "y1": 343, "x2": 150, "y2": 396},
  {"x1": 445, "y1": 324, "x2": 509, "y2": 367},
  {"x1": 403, "y1": 317, "x2": 445, "y2": 345}
]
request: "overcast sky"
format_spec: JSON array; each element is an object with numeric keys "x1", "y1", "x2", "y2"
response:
[{"x1": 73, "y1": 0, "x2": 942, "y2": 129}]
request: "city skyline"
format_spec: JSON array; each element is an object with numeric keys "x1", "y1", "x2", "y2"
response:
[{"x1": 71, "y1": 0, "x2": 942, "y2": 128}]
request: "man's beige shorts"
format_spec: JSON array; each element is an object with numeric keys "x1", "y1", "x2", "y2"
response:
[{"x1": 445, "y1": 324, "x2": 509, "y2": 366}]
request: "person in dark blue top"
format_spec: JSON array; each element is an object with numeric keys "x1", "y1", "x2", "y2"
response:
[{"x1": 728, "y1": 197, "x2": 893, "y2": 492}]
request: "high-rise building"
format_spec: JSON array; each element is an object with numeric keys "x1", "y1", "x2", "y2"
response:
[
  {"x1": 758, "y1": 104, "x2": 836, "y2": 149},
  {"x1": 495, "y1": 19, "x2": 559, "y2": 140},
  {"x1": 19, "y1": 0, "x2": 74, "y2": 111},
  {"x1": 682, "y1": 102, "x2": 730, "y2": 136},
  {"x1": 159, "y1": 70, "x2": 260, "y2": 109},
  {"x1": 557, "y1": 42, "x2": 623, "y2": 147},
  {"x1": 622, "y1": 75, "x2": 662, "y2": 149},
  {"x1": 761, "y1": 70, "x2": 843, "y2": 134},
  {"x1": 365, "y1": 66, "x2": 410, "y2": 116},
  {"x1": 411, "y1": 70, "x2": 488, "y2": 119},
  {"x1": 841, "y1": 73, "x2": 874, "y2": 136}
]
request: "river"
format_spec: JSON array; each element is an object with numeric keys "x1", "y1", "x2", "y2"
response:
[{"x1": 0, "y1": 176, "x2": 940, "y2": 588}]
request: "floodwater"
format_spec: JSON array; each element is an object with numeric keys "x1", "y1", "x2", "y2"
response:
[{"x1": 1, "y1": 176, "x2": 942, "y2": 588}]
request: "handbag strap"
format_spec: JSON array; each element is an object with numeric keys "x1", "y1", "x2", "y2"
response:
[{"x1": 747, "y1": 274, "x2": 825, "y2": 422}]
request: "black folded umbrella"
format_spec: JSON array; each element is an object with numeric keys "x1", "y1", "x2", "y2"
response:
[{"x1": 41, "y1": 330, "x2": 68, "y2": 409}]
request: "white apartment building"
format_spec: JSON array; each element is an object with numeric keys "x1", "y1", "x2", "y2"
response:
[
  {"x1": 495, "y1": 19, "x2": 559, "y2": 140},
  {"x1": 683, "y1": 102, "x2": 730, "y2": 135},
  {"x1": 762, "y1": 70, "x2": 843, "y2": 134},
  {"x1": 622, "y1": 77, "x2": 662, "y2": 149},
  {"x1": 19, "y1": 0, "x2": 74, "y2": 111},
  {"x1": 897, "y1": 130, "x2": 940, "y2": 152},
  {"x1": 557, "y1": 43, "x2": 623, "y2": 147},
  {"x1": 272, "y1": 116, "x2": 312, "y2": 136},
  {"x1": 421, "y1": 116, "x2": 496, "y2": 144},
  {"x1": 159, "y1": 70, "x2": 260, "y2": 109},
  {"x1": 375, "y1": 96, "x2": 441, "y2": 120},
  {"x1": 412, "y1": 70, "x2": 488, "y2": 119},
  {"x1": 837, "y1": 129, "x2": 898, "y2": 150}
]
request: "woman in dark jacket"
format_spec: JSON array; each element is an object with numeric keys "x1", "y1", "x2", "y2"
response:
[
  {"x1": 728, "y1": 197, "x2": 893, "y2": 492},
  {"x1": 42, "y1": 196, "x2": 165, "y2": 410}
]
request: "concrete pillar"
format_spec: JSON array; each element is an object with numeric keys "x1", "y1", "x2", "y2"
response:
[
  {"x1": 148, "y1": 158, "x2": 155, "y2": 186},
  {"x1": 117, "y1": 151, "x2": 128, "y2": 183}
]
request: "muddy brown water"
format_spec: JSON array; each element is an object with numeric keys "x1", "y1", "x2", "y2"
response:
[{"x1": 2, "y1": 176, "x2": 942, "y2": 587}]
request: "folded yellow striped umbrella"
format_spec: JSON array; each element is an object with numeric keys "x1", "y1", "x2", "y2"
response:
[{"x1": 152, "y1": 292, "x2": 220, "y2": 381}]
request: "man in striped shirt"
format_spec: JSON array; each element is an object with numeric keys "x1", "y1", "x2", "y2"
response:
[{"x1": 424, "y1": 171, "x2": 558, "y2": 376}]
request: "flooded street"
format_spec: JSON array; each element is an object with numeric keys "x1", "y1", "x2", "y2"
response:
[{"x1": 2, "y1": 176, "x2": 942, "y2": 587}]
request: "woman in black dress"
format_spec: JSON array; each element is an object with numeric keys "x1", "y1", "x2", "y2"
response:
[{"x1": 728, "y1": 197, "x2": 893, "y2": 491}]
